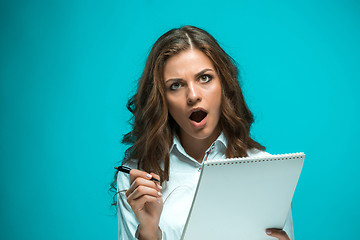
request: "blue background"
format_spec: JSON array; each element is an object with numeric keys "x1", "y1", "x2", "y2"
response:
[{"x1": 1, "y1": 0, "x2": 359, "y2": 239}]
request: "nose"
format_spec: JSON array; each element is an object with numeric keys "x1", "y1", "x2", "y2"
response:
[{"x1": 187, "y1": 82, "x2": 201, "y2": 105}]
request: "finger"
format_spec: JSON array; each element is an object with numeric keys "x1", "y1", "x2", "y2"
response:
[
  {"x1": 149, "y1": 172, "x2": 160, "y2": 181},
  {"x1": 129, "y1": 169, "x2": 155, "y2": 183},
  {"x1": 127, "y1": 185, "x2": 162, "y2": 203},
  {"x1": 129, "y1": 194, "x2": 163, "y2": 212},
  {"x1": 265, "y1": 228, "x2": 290, "y2": 240},
  {"x1": 150, "y1": 172, "x2": 162, "y2": 189},
  {"x1": 126, "y1": 177, "x2": 161, "y2": 197}
]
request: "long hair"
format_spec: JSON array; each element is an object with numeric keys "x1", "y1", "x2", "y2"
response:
[{"x1": 110, "y1": 25, "x2": 264, "y2": 203}]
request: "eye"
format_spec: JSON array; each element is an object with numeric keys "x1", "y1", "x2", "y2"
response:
[
  {"x1": 170, "y1": 82, "x2": 182, "y2": 90},
  {"x1": 199, "y1": 74, "x2": 212, "y2": 83}
]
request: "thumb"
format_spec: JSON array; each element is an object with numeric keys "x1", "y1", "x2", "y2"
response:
[{"x1": 266, "y1": 228, "x2": 290, "y2": 240}]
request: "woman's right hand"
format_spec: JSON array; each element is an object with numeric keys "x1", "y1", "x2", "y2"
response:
[{"x1": 126, "y1": 169, "x2": 163, "y2": 240}]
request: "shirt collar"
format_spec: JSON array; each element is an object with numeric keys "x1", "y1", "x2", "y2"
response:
[
  {"x1": 216, "y1": 131, "x2": 227, "y2": 149},
  {"x1": 170, "y1": 132, "x2": 227, "y2": 156}
]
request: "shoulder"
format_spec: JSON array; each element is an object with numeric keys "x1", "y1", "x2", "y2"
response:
[
  {"x1": 121, "y1": 158, "x2": 138, "y2": 169},
  {"x1": 246, "y1": 148, "x2": 272, "y2": 158}
]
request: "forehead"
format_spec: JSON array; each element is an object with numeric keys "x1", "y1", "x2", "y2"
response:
[{"x1": 163, "y1": 49, "x2": 215, "y2": 78}]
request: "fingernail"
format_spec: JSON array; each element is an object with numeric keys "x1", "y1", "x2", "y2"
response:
[
  {"x1": 158, "y1": 192, "x2": 162, "y2": 196},
  {"x1": 146, "y1": 174, "x2": 152, "y2": 179},
  {"x1": 266, "y1": 229, "x2": 272, "y2": 235},
  {"x1": 157, "y1": 184, "x2": 162, "y2": 190}
]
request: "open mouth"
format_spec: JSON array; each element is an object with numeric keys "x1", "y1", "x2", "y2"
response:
[{"x1": 189, "y1": 110, "x2": 208, "y2": 123}]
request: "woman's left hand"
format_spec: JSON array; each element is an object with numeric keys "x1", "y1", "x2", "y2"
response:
[{"x1": 265, "y1": 228, "x2": 290, "y2": 240}]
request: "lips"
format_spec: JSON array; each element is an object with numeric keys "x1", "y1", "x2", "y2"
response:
[{"x1": 189, "y1": 109, "x2": 208, "y2": 123}]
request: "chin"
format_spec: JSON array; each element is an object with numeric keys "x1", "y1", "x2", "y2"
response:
[{"x1": 189, "y1": 127, "x2": 220, "y2": 140}]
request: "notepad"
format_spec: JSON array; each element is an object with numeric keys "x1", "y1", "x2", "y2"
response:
[{"x1": 181, "y1": 152, "x2": 305, "y2": 240}]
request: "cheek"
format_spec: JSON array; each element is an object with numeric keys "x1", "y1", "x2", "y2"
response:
[
  {"x1": 166, "y1": 96, "x2": 182, "y2": 119},
  {"x1": 210, "y1": 84, "x2": 222, "y2": 109},
  {"x1": 212, "y1": 88, "x2": 222, "y2": 123}
]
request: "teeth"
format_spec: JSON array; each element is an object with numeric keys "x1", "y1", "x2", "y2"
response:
[{"x1": 190, "y1": 111, "x2": 207, "y2": 123}]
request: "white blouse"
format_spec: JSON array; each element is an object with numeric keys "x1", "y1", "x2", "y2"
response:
[{"x1": 117, "y1": 133, "x2": 295, "y2": 239}]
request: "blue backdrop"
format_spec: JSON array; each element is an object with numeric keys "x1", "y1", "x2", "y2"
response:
[{"x1": 1, "y1": 0, "x2": 359, "y2": 239}]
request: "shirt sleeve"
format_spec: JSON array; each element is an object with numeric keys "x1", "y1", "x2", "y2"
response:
[
  {"x1": 283, "y1": 204, "x2": 295, "y2": 240},
  {"x1": 117, "y1": 170, "x2": 139, "y2": 240}
]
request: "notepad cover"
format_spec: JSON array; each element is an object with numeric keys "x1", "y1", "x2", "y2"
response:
[{"x1": 181, "y1": 152, "x2": 305, "y2": 240}]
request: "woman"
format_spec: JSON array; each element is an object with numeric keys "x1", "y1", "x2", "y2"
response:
[{"x1": 112, "y1": 25, "x2": 294, "y2": 240}]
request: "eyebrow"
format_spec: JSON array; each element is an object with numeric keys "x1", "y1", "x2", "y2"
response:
[{"x1": 165, "y1": 68, "x2": 214, "y2": 83}]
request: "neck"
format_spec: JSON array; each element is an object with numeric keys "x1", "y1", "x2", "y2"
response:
[{"x1": 179, "y1": 129, "x2": 221, "y2": 163}]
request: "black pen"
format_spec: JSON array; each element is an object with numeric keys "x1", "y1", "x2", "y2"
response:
[{"x1": 115, "y1": 165, "x2": 160, "y2": 182}]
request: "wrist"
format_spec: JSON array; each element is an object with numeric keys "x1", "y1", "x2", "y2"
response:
[{"x1": 137, "y1": 224, "x2": 162, "y2": 240}]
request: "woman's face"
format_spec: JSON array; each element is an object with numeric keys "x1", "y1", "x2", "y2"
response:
[{"x1": 164, "y1": 49, "x2": 222, "y2": 143}]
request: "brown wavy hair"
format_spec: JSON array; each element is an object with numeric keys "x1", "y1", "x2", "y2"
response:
[{"x1": 110, "y1": 25, "x2": 264, "y2": 203}]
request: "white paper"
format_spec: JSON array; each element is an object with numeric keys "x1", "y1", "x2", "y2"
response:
[{"x1": 181, "y1": 153, "x2": 305, "y2": 240}]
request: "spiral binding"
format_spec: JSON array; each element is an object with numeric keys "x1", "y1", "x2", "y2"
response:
[{"x1": 204, "y1": 152, "x2": 305, "y2": 166}]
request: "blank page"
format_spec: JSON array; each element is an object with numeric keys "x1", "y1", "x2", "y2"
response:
[{"x1": 181, "y1": 153, "x2": 305, "y2": 240}]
